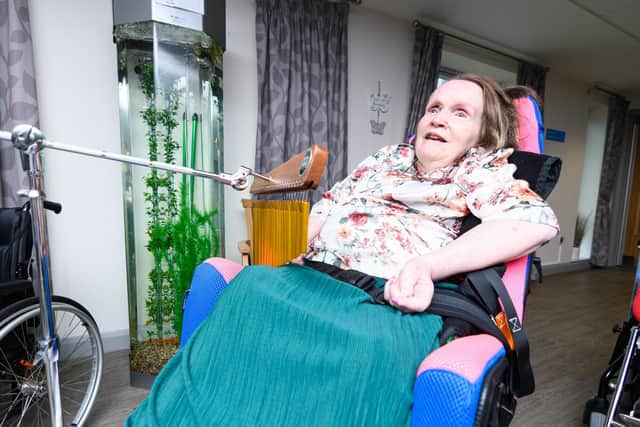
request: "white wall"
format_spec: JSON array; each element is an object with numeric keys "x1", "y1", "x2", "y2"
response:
[
  {"x1": 347, "y1": 7, "x2": 412, "y2": 170},
  {"x1": 535, "y1": 71, "x2": 591, "y2": 265},
  {"x1": 29, "y1": 0, "x2": 128, "y2": 348},
  {"x1": 222, "y1": 0, "x2": 258, "y2": 263}
]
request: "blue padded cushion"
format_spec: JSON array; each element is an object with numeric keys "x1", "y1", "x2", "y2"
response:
[
  {"x1": 179, "y1": 263, "x2": 229, "y2": 347},
  {"x1": 529, "y1": 95, "x2": 544, "y2": 153},
  {"x1": 411, "y1": 348, "x2": 506, "y2": 427}
]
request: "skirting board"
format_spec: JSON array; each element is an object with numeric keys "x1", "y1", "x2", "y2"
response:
[
  {"x1": 101, "y1": 328, "x2": 130, "y2": 353},
  {"x1": 541, "y1": 260, "x2": 592, "y2": 276}
]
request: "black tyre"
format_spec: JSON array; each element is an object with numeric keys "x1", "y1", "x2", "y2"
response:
[{"x1": 0, "y1": 296, "x2": 103, "y2": 426}]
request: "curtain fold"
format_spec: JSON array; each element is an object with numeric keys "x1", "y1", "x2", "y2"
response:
[
  {"x1": 0, "y1": 0, "x2": 37, "y2": 208},
  {"x1": 255, "y1": 0, "x2": 349, "y2": 199},
  {"x1": 517, "y1": 61, "x2": 547, "y2": 102},
  {"x1": 404, "y1": 25, "x2": 443, "y2": 141},
  {"x1": 591, "y1": 95, "x2": 630, "y2": 266},
  {"x1": 0, "y1": 0, "x2": 38, "y2": 207}
]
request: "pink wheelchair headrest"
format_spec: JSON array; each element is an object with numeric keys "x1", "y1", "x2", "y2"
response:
[{"x1": 513, "y1": 97, "x2": 543, "y2": 154}]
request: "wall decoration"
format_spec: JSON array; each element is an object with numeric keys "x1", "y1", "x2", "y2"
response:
[
  {"x1": 545, "y1": 128, "x2": 566, "y2": 143},
  {"x1": 369, "y1": 80, "x2": 391, "y2": 135}
]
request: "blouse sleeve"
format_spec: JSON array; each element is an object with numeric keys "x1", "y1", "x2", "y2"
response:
[
  {"x1": 457, "y1": 148, "x2": 559, "y2": 230},
  {"x1": 309, "y1": 145, "x2": 398, "y2": 221}
]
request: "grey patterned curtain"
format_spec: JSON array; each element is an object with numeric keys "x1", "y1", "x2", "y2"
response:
[
  {"x1": 0, "y1": 0, "x2": 37, "y2": 208},
  {"x1": 591, "y1": 95, "x2": 630, "y2": 266},
  {"x1": 255, "y1": 0, "x2": 349, "y2": 198},
  {"x1": 517, "y1": 61, "x2": 547, "y2": 103},
  {"x1": 404, "y1": 25, "x2": 443, "y2": 141}
]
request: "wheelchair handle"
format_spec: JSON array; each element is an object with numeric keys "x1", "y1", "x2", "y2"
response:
[
  {"x1": 44, "y1": 200, "x2": 62, "y2": 214},
  {"x1": 17, "y1": 190, "x2": 63, "y2": 214}
]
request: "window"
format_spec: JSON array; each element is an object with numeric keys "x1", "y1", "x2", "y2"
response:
[
  {"x1": 574, "y1": 94, "x2": 609, "y2": 260},
  {"x1": 438, "y1": 37, "x2": 518, "y2": 86}
]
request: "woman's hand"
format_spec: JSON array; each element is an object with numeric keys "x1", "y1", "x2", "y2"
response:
[
  {"x1": 290, "y1": 253, "x2": 306, "y2": 265},
  {"x1": 384, "y1": 257, "x2": 435, "y2": 313}
]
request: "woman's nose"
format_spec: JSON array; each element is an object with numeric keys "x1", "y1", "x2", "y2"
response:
[{"x1": 429, "y1": 111, "x2": 446, "y2": 126}]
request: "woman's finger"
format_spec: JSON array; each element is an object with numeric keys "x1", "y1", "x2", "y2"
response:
[
  {"x1": 290, "y1": 254, "x2": 305, "y2": 265},
  {"x1": 396, "y1": 265, "x2": 418, "y2": 297},
  {"x1": 388, "y1": 279, "x2": 406, "y2": 306},
  {"x1": 389, "y1": 280, "x2": 434, "y2": 313},
  {"x1": 383, "y1": 276, "x2": 396, "y2": 302},
  {"x1": 411, "y1": 281, "x2": 434, "y2": 311}
]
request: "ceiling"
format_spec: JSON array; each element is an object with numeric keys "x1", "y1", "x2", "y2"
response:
[{"x1": 358, "y1": 0, "x2": 640, "y2": 100}]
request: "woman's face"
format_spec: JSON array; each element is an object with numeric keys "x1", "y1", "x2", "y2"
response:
[{"x1": 414, "y1": 79, "x2": 484, "y2": 173}]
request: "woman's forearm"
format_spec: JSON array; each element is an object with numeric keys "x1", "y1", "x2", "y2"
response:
[
  {"x1": 388, "y1": 220, "x2": 557, "y2": 312},
  {"x1": 426, "y1": 220, "x2": 558, "y2": 281}
]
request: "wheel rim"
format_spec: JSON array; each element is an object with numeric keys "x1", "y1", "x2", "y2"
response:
[{"x1": 0, "y1": 301, "x2": 103, "y2": 426}]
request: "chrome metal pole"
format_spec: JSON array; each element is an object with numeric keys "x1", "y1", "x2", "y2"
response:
[
  {"x1": 41, "y1": 139, "x2": 264, "y2": 190},
  {"x1": 606, "y1": 326, "x2": 640, "y2": 426},
  {"x1": 10, "y1": 125, "x2": 63, "y2": 427}
]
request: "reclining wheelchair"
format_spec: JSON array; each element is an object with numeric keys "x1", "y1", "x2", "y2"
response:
[
  {"x1": 584, "y1": 244, "x2": 640, "y2": 427},
  {"x1": 179, "y1": 94, "x2": 561, "y2": 426},
  {"x1": 0, "y1": 199, "x2": 104, "y2": 426}
]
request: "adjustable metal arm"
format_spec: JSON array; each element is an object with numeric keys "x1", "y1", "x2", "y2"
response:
[
  {"x1": 0, "y1": 125, "x2": 270, "y2": 190},
  {"x1": 0, "y1": 124, "x2": 270, "y2": 427}
]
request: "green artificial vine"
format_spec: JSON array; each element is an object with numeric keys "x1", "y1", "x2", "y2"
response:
[
  {"x1": 139, "y1": 61, "x2": 178, "y2": 339},
  {"x1": 168, "y1": 111, "x2": 220, "y2": 337},
  {"x1": 138, "y1": 59, "x2": 221, "y2": 340}
]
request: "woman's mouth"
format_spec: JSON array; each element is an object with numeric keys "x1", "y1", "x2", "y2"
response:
[{"x1": 424, "y1": 132, "x2": 447, "y2": 143}]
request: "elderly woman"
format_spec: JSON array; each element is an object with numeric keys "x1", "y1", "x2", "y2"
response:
[{"x1": 126, "y1": 75, "x2": 558, "y2": 426}]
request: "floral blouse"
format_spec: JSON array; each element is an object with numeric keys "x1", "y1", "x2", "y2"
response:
[{"x1": 305, "y1": 144, "x2": 559, "y2": 279}]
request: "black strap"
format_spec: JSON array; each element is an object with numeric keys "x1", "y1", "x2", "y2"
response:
[
  {"x1": 302, "y1": 259, "x2": 387, "y2": 304},
  {"x1": 458, "y1": 268, "x2": 534, "y2": 397},
  {"x1": 301, "y1": 259, "x2": 534, "y2": 397},
  {"x1": 427, "y1": 289, "x2": 510, "y2": 350}
]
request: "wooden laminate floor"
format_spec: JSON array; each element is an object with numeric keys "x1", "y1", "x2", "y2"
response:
[{"x1": 88, "y1": 266, "x2": 636, "y2": 426}]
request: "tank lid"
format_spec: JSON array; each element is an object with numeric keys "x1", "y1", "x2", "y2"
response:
[{"x1": 112, "y1": 0, "x2": 225, "y2": 49}]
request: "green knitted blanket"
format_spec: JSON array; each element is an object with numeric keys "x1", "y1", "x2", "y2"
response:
[{"x1": 126, "y1": 264, "x2": 442, "y2": 426}]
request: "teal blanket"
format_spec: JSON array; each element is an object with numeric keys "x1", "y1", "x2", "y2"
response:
[{"x1": 126, "y1": 264, "x2": 442, "y2": 426}]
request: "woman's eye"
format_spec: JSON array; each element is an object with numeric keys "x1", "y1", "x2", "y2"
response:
[
  {"x1": 428, "y1": 107, "x2": 440, "y2": 114},
  {"x1": 454, "y1": 110, "x2": 468, "y2": 118}
]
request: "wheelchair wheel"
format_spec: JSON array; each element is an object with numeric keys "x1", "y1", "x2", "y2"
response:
[
  {"x1": 584, "y1": 396, "x2": 608, "y2": 427},
  {"x1": 586, "y1": 411, "x2": 606, "y2": 427},
  {"x1": 0, "y1": 296, "x2": 103, "y2": 426}
]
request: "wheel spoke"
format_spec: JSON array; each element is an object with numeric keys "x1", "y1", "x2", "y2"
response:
[
  {"x1": 61, "y1": 329, "x2": 89, "y2": 361},
  {"x1": 17, "y1": 389, "x2": 37, "y2": 425},
  {"x1": 60, "y1": 318, "x2": 83, "y2": 344},
  {"x1": 0, "y1": 301, "x2": 102, "y2": 427},
  {"x1": 60, "y1": 384, "x2": 88, "y2": 395},
  {"x1": 60, "y1": 377, "x2": 90, "y2": 388},
  {"x1": 60, "y1": 391, "x2": 82, "y2": 408},
  {"x1": 59, "y1": 359, "x2": 92, "y2": 377},
  {"x1": 0, "y1": 348, "x2": 20, "y2": 386},
  {"x1": 0, "y1": 389, "x2": 23, "y2": 425}
]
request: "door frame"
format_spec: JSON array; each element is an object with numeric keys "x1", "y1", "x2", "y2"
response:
[{"x1": 616, "y1": 109, "x2": 640, "y2": 265}]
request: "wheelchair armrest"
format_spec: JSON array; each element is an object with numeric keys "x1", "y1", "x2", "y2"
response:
[
  {"x1": 180, "y1": 258, "x2": 244, "y2": 347},
  {"x1": 411, "y1": 334, "x2": 506, "y2": 427}
]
